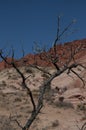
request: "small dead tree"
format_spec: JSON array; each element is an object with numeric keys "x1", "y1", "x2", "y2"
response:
[{"x1": 0, "y1": 16, "x2": 86, "y2": 130}]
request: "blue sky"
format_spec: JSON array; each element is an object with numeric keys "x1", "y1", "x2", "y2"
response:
[{"x1": 0, "y1": 0, "x2": 86, "y2": 58}]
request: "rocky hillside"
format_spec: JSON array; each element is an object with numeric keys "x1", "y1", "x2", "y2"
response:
[
  {"x1": 0, "y1": 38, "x2": 86, "y2": 70},
  {"x1": 0, "y1": 39, "x2": 86, "y2": 130},
  {"x1": 0, "y1": 59, "x2": 86, "y2": 130}
]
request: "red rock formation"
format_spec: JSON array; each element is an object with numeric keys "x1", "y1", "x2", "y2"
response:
[{"x1": 0, "y1": 39, "x2": 86, "y2": 70}]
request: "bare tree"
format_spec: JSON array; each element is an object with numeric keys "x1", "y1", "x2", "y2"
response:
[{"x1": 0, "y1": 16, "x2": 86, "y2": 130}]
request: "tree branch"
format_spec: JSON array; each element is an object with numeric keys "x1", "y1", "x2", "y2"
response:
[{"x1": 71, "y1": 69, "x2": 85, "y2": 88}]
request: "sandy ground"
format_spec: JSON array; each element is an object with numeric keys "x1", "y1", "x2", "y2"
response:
[{"x1": 0, "y1": 62, "x2": 86, "y2": 130}]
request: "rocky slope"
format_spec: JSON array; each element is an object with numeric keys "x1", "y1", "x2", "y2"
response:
[
  {"x1": 0, "y1": 59, "x2": 86, "y2": 130},
  {"x1": 0, "y1": 38, "x2": 86, "y2": 130},
  {"x1": 0, "y1": 38, "x2": 86, "y2": 70}
]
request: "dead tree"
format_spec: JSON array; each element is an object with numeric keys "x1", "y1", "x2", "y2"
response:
[{"x1": 0, "y1": 16, "x2": 86, "y2": 130}]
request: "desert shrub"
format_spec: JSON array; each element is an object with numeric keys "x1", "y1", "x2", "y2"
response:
[
  {"x1": 8, "y1": 74, "x2": 12, "y2": 79},
  {"x1": 0, "y1": 116, "x2": 16, "y2": 130},
  {"x1": 14, "y1": 97, "x2": 22, "y2": 102},
  {"x1": 25, "y1": 68, "x2": 33, "y2": 74},
  {"x1": 77, "y1": 103, "x2": 86, "y2": 111},
  {"x1": 41, "y1": 73, "x2": 49, "y2": 79},
  {"x1": 32, "y1": 89, "x2": 39, "y2": 97},
  {"x1": 77, "y1": 103, "x2": 86, "y2": 122},
  {"x1": 2, "y1": 80, "x2": 7, "y2": 86},
  {"x1": 11, "y1": 75, "x2": 18, "y2": 80},
  {"x1": 55, "y1": 99, "x2": 74, "y2": 109},
  {"x1": 52, "y1": 120, "x2": 59, "y2": 127},
  {"x1": 77, "y1": 67, "x2": 82, "y2": 71}
]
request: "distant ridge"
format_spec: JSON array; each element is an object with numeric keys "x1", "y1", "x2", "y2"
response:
[{"x1": 0, "y1": 39, "x2": 86, "y2": 70}]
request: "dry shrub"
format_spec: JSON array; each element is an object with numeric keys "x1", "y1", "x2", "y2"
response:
[
  {"x1": 41, "y1": 73, "x2": 49, "y2": 79},
  {"x1": 55, "y1": 100, "x2": 74, "y2": 109},
  {"x1": 0, "y1": 116, "x2": 16, "y2": 130},
  {"x1": 14, "y1": 97, "x2": 22, "y2": 102},
  {"x1": 77, "y1": 103, "x2": 86, "y2": 111},
  {"x1": 25, "y1": 68, "x2": 33, "y2": 74},
  {"x1": 52, "y1": 120, "x2": 59, "y2": 127},
  {"x1": 32, "y1": 89, "x2": 39, "y2": 97}
]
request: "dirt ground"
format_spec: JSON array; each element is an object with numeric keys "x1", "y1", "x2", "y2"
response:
[{"x1": 0, "y1": 61, "x2": 86, "y2": 130}]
